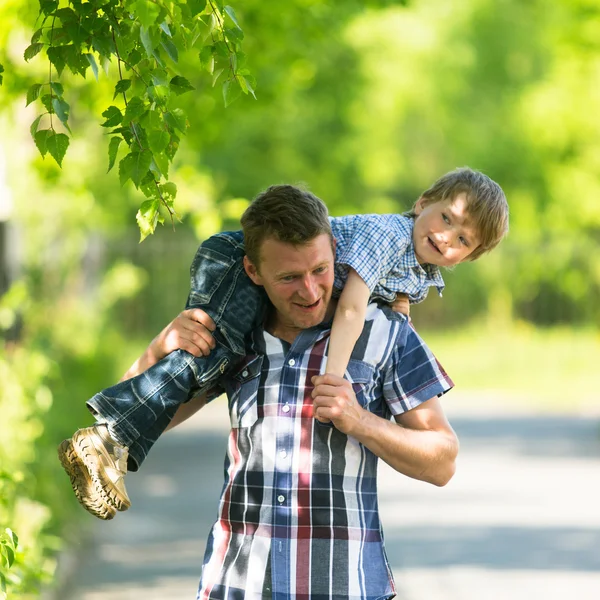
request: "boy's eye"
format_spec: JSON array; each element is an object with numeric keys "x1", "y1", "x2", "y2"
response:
[
  {"x1": 442, "y1": 213, "x2": 450, "y2": 224},
  {"x1": 459, "y1": 237, "x2": 469, "y2": 247}
]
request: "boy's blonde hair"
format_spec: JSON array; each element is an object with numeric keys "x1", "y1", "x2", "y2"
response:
[{"x1": 407, "y1": 167, "x2": 509, "y2": 261}]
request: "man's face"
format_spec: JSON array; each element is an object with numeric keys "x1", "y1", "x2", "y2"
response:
[
  {"x1": 412, "y1": 192, "x2": 481, "y2": 266},
  {"x1": 244, "y1": 234, "x2": 335, "y2": 338}
]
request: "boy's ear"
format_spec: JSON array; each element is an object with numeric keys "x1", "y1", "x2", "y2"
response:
[
  {"x1": 414, "y1": 196, "x2": 426, "y2": 215},
  {"x1": 243, "y1": 255, "x2": 263, "y2": 286}
]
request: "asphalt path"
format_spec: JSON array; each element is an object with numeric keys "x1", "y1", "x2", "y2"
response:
[{"x1": 56, "y1": 395, "x2": 600, "y2": 600}]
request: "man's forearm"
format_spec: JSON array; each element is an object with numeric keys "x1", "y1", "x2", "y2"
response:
[
  {"x1": 119, "y1": 336, "x2": 164, "y2": 382},
  {"x1": 352, "y1": 410, "x2": 459, "y2": 486}
]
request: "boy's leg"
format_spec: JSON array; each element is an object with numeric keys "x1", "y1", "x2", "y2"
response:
[{"x1": 58, "y1": 345, "x2": 232, "y2": 519}]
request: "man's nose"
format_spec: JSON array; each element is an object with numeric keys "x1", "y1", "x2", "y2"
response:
[{"x1": 299, "y1": 275, "x2": 319, "y2": 301}]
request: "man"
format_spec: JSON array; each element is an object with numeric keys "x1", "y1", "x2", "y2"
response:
[{"x1": 130, "y1": 187, "x2": 459, "y2": 599}]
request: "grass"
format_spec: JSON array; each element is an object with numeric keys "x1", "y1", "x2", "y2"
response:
[{"x1": 419, "y1": 320, "x2": 600, "y2": 412}]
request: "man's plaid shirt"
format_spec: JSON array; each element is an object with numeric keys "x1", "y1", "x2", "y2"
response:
[
  {"x1": 197, "y1": 303, "x2": 453, "y2": 600},
  {"x1": 330, "y1": 214, "x2": 445, "y2": 304}
]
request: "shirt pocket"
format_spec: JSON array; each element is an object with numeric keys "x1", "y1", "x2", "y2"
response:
[
  {"x1": 226, "y1": 355, "x2": 263, "y2": 428},
  {"x1": 188, "y1": 242, "x2": 237, "y2": 305},
  {"x1": 346, "y1": 359, "x2": 376, "y2": 410}
]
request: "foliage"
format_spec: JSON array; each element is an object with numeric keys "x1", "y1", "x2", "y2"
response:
[{"x1": 24, "y1": 0, "x2": 254, "y2": 240}]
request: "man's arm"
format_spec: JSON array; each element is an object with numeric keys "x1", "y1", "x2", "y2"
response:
[
  {"x1": 119, "y1": 308, "x2": 217, "y2": 381},
  {"x1": 311, "y1": 374, "x2": 458, "y2": 486},
  {"x1": 120, "y1": 309, "x2": 217, "y2": 431}
]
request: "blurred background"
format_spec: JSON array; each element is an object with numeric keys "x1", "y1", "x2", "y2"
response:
[{"x1": 0, "y1": 0, "x2": 598, "y2": 597}]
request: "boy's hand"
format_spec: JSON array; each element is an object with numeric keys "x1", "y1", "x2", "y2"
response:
[
  {"x1": 390, "y1": 293, "x2": 410, "y2": 316},
  {"x1": 311, "y1": 374, "x2": 365, "y2": 436},
  {"x1": 151, "y1": 309, "x2": 216, "y2": 361}
]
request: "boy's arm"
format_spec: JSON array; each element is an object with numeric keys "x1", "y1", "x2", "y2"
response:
[
  {"x1": 325, "y1": 268, "x2": 371, "y2": 378},
  {"x1": 119, "y1": 308, "x2": 217, "y2": 381}
]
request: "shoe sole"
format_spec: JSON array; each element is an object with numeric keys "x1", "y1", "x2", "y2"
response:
[
  {"x1": 58, "y1": 439, "x2": 117, "y2": 520},
  {"x1": 70, "y1": 429, "x2": 131, "y2": 512}
]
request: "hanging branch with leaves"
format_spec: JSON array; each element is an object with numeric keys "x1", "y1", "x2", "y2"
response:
[{"x1": 24, "y1": 0, "x2": 255, "y2": 240}]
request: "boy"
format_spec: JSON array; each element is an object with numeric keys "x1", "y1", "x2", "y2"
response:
[{"x1": 58, "y1": 167, "x2": 508, "y2": 519}]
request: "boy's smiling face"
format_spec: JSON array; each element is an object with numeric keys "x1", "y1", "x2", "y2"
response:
[{"x1": 412, "y1": 192, "x2": 481, "y2": 266}]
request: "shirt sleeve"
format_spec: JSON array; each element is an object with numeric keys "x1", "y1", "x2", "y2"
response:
[
  {"x1": 335, "y1": 215, "x2": 410, "y2": 293},
  {"x1": 381, "y1": 320, "x2": 454, "y2": 415}
]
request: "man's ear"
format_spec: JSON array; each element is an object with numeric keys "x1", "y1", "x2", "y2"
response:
[{"x1": 243, "y1": 255, "x2": 263, "y2": 286}]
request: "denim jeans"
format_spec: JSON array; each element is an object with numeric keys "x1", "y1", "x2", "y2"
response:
[{"x1": 86, "y1": 230, "x2": 268, "y2": 471}]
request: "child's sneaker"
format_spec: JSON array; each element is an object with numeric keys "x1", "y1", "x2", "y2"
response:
[{"x1": 58, "y1": 424, "x2": 131, "y2": 519}]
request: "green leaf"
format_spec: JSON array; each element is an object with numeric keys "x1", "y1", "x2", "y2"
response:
[
  {"x1": 127, "y1": 48, "x2": 143, "y2": 66},
  {"x1": 5, "y1": 529, "x2": 17, "y2": 548},
  {"x1": 151, "y1": 151, "x2": 170, "y2": 178},
  {"x1": 101, "y1": 105, "x2": 123, "y2": 127},
  {"x1": 199, "y1": 45, "x2": 214, "y2": 73},
  {"x1": 24, "y1": 43, "x2": 44, "y2": 62},
  {"x1": 189, "y1": 0, "x2": 207, "y2": 17},
  {"x1": 119, "y1": 150, "x2": 152, "y2": 187},
  {"x1": 134, "y1": 0, "x2": 161, "y2": 28},
  {"x1": 214, "y1": 40, "x2": 229, "y2": 58},
  {"x1": 123, "y1": 96, "x2": 146, "y2": 123},
  {"x1": 161, "y1": 181, "x2": 177, "y2": 199},
  {"x1": 26, "y1": 83, "x2": 43, "y2": 106},
  {"x1": 161, "y1": 35, "x2": 179, "y2": 63},
  {"x1": 46, "y1": 132, "x2": 70, "y2": 167},
  {"x1": 30, "y1": 114, "x2": 44, "y2": 137},
  {"x1": 40, "y1": 0, "x2": 58, "y2": 16},
  {"x1": 47, "y1": 46, "x2": 67, "y2": 76},
  {"x1": 136, "y1": 199, "x2": 160, "y2": 242},
  {"x1": 52, "y1": 97, "x2": 70, "y2": 129},
  {"x1": 132, "y1": 0, "x2": 160, "y2": 27},
  {"x1": 170, "y1": 75, "x2": 195, "y2": 95},
  {"x1": 34, "y1": 128, "x2": 51, "y2": 156},
  {"x1": 223, "y1": 79, "x2": 241, "y2": 107},
  {"x1": 164, "y1": 108, "x2": 187, "y2": 133},
  {"x1": 50, "y1": 81, "x2": 64, "y2": 97},
  {"x1": 140, "y1": 25, "x2": 156, "y2": 59},
  {"x1": 113, "y1": 79, "x2": 132, "y2": 100},
  {"x1": 212, "y1": 67, "x2": 224, "y2": 87},
  {"x1": 224, "y1": 5, "x2": 241, "y2": 29},
  {"x1": 0, "y1": 63, "x2": 3, "y2": 86},
  {"x1": 148, "y1": 84, "x2": 170, "y2": 105},
  {"x1": 40, "y1": 94, "x2": 54, "y2": 114},
  {"x1": 147, "y1": 129, "x2": 169, "y2": 154},
  {"x1": 85, "y1": 53, "x2": 99, "y2": 81},
  {"x1": 107, "y1": 136, "x2": 123, "y2": 172},
  {"x1": 3, "y1": 545, "x2": 14, "y2": 568},
  {"x1": 160, "y1": 21, "x2": 172, "y2": 37},
  {"x1": 31, "y1": 28, "x2": 44, "y2": 44}
]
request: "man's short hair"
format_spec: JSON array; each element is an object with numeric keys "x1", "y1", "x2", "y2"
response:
[
  {"x1": 241, "y1": 184, "x2": 333, "y2": 267},
  {"x1": 408, "y1": 167, "x2": 509, "y2": 261}
]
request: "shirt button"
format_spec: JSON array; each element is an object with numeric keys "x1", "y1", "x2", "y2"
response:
[
  {"x1": 282, "y1": 404, "x2": 290, "y2": 413},
  {"x1": 288, "y1": 358, "x2": 296, "y2": 366},
  {"x1": 277, "y1": 495, "x2": 285, "y2": 503},
  {"x1": 241, "y1": 370, "x2": 249, "y2": 378},
  {"x1": 280, "y1": 450, "x2": 287, "y2": 459}
]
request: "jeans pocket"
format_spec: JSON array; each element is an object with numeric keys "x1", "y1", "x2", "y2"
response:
[
  {"x1": 226, "y1": 356, "x2": 263, "y2": 428},
  {"x1": 189, "y1": 242, "x2": 237, "y2": 305}
]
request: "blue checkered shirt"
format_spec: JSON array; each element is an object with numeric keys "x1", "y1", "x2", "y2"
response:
[
  {"x1": 330, "y1": 214, "x2": 445, "y2": 304},
  {"x1": 198, "y1": 303, "x2": 454, "y2": 600}
]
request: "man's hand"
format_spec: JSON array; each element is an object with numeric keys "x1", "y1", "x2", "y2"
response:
[
  {"x1": 150, "y1": 308, "x2": 217, "y2": 362},
  {"x1": 311, "y1": 374, "x2": 365, "y2": 435},
  {"x1": 390, "y1": 293, "x2": 410, "y2": 316}
]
